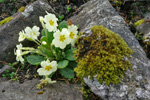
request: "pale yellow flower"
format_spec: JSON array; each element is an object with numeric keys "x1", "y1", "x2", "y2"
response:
[
  {"x1": 37, "y1": 60, "x2": 57, "y2": 76},
  {"x1": 14, "y1": 43, "x2": 31, "y2": 64},
  {"x1": 24, "y1": 26, "x2": 40, "y2": 40},
  {"x1": 52, "y1": 28, "x2": 71, "y2": 49},
  {"x1": 16, "y1": 43, "x2": 23, "y2": 50},
  {"x1": 14, "y1": 44, "x2": 24, "y2": 64},
  {"x1": 40, "y1": 77, "x2": 56, "y2": 84},
  {"x1": 39, "y1": 16, "x2": 44, "y2": 23},
  {"x1": 18, "y1": 30, "x2": 26, "y2": 42},
  {"x1": 68, "y1": 25, "x2": 78, "y2": 46},
  {"x1": 43, "y1": 12, "x2": 58, "y2": 32}
]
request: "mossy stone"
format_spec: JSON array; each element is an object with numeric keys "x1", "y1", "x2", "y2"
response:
[{"x1": 74, "y1": 25, "x2": 133, "y2": 85}]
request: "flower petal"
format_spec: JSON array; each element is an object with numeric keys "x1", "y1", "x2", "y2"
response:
[{"x1": 37, "y1": 68, "x2": 47, "y2": 75}]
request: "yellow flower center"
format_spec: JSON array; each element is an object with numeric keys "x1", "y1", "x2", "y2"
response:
[
  {"x1": 69, "y1": 32, "x2": 75, "y2": 39},
  {"x1": 31, "y1": 31, "x2": 36, "y2": 35},
  {"x1": 59, "y1": 35, "x2": 66, "y2": 42},
  {"x1": 49, "y1": 20, "x2": 54, "y2": 26},
  {"x1": 45, "y1": 65, "x2": 52, "y2": 71},
  {"x1": 22, "y1": 34, "x2": 25, "y2": 38}
]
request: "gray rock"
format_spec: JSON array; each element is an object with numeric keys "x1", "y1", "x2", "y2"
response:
[
  {"x1": 136, "y1": 13, "x2": 150, "y2": 35},
  {"x1": 0, "y1": 65, "x2": 12, "y2": 76},
  {"x1": 136, "y1": 23, "x2": 150, "y2": 35},
  {"x1": 70, "y1": 0, "x2": 150, "y2": 100},
  {"x1": 0, "y1": 0, "x2": 55, "y2": 67},
  {"x1": 0, "y1": 79, "x2": 83, "y2": 100}
]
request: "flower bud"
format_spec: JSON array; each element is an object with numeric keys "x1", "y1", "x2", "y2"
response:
[
  {"x1": 39, "y1": 16, "x2": 44, "y2": 23},
  {"x1": 42, "y1": 41, "x2": 47, "y2": 45}
]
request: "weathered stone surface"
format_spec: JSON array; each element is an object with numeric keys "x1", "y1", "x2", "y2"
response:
[
  {"x1": 136, "y1": 23, "x2": 150, "y2": 35},
  {"x1": 0, "y1": 65, "x2": 12, "y2": 76},
  {"x1": 0, "y1": 79, "x2": 83, "y2": 100},
  {"x1": 136, "y1": 14, "x2": 150, "y2": 35},
  {"x1": 71, "y1": 0, "x2": 150, "y2": 100},
  {"x1": 0, "y1": 0, "x2": 55, "y2": 67}
]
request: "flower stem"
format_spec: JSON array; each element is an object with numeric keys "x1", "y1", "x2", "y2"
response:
[
  {"x1": 36, "y1": 39, "x2": 41, "y2": 44},
  {"x1": 46, "y1": 75, "x2": 49, "y2": 78},
  {"x1": 21, "y1": 47, "x2": 34, "y2": 50},
  {"x1": 33, "y1": 40, "x2": 40, "y2": 46}
]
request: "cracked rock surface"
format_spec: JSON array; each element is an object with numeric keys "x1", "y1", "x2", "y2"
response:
[
  {"x1": 0, "y1": 79, "x2": 83, "y2": 100},
  {"x1": 71, "y1": 0, "x2": 150, "y2": 100}
]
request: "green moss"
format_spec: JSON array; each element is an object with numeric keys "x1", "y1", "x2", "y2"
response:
[
  {"x1": 81, "y1": 82, "x2": 102, "y2": 100},
  {"x1": 18, "y1": 6, "x2": 25, "y2": 12},
  {"x1": 0, "y1": 16, "x2": 13, "y2": 26},
  {"x1": 134, "y1": 19, "x2": 144, "y2": 27},
  {"x1": 74, "y1": 25, "x2": 133, "y2": 85}
]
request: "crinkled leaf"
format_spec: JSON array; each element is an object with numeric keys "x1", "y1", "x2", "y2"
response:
[
  {"x1": 58, "y1": 20, "x2": 68, "y2": 31},
  {"x1": 65, "y1": 48, "x2": 76, "y2": 61},
  {"x1": 58, "y1": 67, "x2": 74, "y2": 79},
  {"x1": 27, "y1": 55, "x2": 45, "y2": 65},
  {"x1": 58, "y1": 60, "x2": 69, "y2": 69}
]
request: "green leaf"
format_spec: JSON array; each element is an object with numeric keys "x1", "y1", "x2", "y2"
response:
[
  {"x1": 41, "y1": 29, "x2": 46, "y2": 36},
  {"x1": 43, "y1": 72, "x2": 55, "y2": 79},
  {"x1": 40, "y1": 36, "x2": 47, "y2": 42},
  {"x1": 65, "y1": 48, "x2": 76, "y2": 61},
  {"x1": 58, "y1": 60, "x2": 69, "y2": 69},
  {"x1": 44, "y1": 48, "x2": 54, "y2": 58},
  {"x1": 58, "y1": 14, "x2": 64, "y2": 21},
  {"x1": 64, "y1": 44, "x2": 71, "y2": 51},
  {"x1": 47, "y1": 31, "x2": 54, "y2": 44},
  {"x1": 10, "y1": 72, "x2": 15, "y2": 79},
  {"x1": 55, "y1": 48, "x2": 64, "y2": 60},
  {"x1": 2, "y1": 74, "x2": 7, "y2": 77},
  {"x1": 68, "y1": 61, "x2": 77, "y2": 69},
  {"x1": 48, "y1": 72, "x2": 55, "y2": 78},
  {"x1": 0, "y1": 0, "x2": 5, "y2": 3},
  {"x1": 58, "y1": 20, "x2": 68, "y2": 31},
  {"x1": 40, "y1": 36, "x2": 49, "y2": 49},
  {"x1": 59, "y1": 67, "x2": 74, "y2": 79},
  {"x1": 39, "y1": 37, "x2": 54, "y2": 58},
  {"x1": 41, "y1": 30, "x2": 53, "y2": 45},
  {"x1": 27, "y1": 55, "x2": 45, "y2": 65},
  {"x1": 67, "y1": 7, "x2": 71, "y2": 12}
]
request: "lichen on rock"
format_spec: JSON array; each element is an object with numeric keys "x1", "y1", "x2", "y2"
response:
[
  {"x1": 134, "y1": 19, "x2": 145, "y2": 27},
  {"x1": 75, "y1": 25, "x2": 133, "y2": 85},
  {"x1": 18, "y1": 6, "x2": 25, "y2": 12},
  {"x1": 0, "y1": 16, "x2": 13, "y2": 26}
]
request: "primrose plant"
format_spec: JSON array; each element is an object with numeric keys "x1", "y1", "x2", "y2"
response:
[{"x1": 14, "y1": 11, "x2": 78, "y2": 85}]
